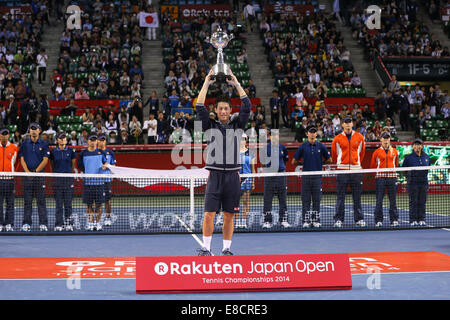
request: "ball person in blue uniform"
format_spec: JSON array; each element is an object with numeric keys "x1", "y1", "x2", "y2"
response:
[
  {"x1": 236, "y1": 133, "x2": 256, "y2": 229},
  {"x1": 19, "y1": 123, "x2": 50, "y2": 232},
  {"x1": 78, "y1": 134, "x2": 108, "y2": 231},
  {"x1": 401, "y1": 138, "x2": 431, "y2": 226},
  {"x1": 50, "y1": 132, "x2": 77, "y2": 231},
  {"x1": 262, "y1": 129, "x2": 291, "y2": 229},
  {"x1": 97, "y1": 133, "x2": 116, "y2": 227},
  {"x1": 292, "y1": 126, "x2": 331, "y2": 228}
]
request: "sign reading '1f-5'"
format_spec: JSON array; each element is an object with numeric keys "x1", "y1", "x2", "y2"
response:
[{"x1": 382, "y1": 57, "x2": 450, "y2": 81}]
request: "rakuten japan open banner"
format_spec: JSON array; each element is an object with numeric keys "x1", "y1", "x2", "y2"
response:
[{"x1": 136, "y1": 254, "x2": 352, "y2": 293}]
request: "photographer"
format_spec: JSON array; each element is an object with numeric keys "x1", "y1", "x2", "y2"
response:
[{"x1": 127, "y1": 95, "x2": 144, "y2": 124}]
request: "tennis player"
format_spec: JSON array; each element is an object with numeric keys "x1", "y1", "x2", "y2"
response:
[
  {"x1": 78, "y1": 134, "x2": 108, "y2": 231},
  {"x1": 236, "y1": 133, "x2": 256, "y2": 229},
  {"x1": 97, "y1": 133, "x2": 116, "y2": 227},
  {"x1": 196, "y1": 69, "x2": 251, "y2": 256},
  {"x1": 370, "y1": 131, "x2": 399, "y2": 227}
]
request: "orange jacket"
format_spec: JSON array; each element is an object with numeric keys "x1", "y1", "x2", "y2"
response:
[
  {"x1": 370, "y1": 146, "x2": 399, "y2": 178},
  {"x1": 331, "y1": 131, "x2": 365, "y2": 170},
  {"x1": 0, "y1": 142, "x2": 18, "y2": 173}
]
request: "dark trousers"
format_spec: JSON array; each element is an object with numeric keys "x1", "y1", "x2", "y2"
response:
[
  {"x1": 408, "y1": 184, "x2": 428, "y2": 222},
  {"x1": 263, "y1": 175, "x2": 287, "y2": 223},
  {"x1": 0, "y1": 179, "x2": 14, "y2": 226},
  {"x1": 374, "y1": 178, "x2": 398, "y2": 223},
  {"x1": 271, "y1": 111, "x2": 279, "y2": 129},
  {"x1": 22, "y1": 177, "x2": 48, "y2": 226},
  {"x1": 38, "y1": 66, "x2": 46, "y2": 84},
  {"x1": 301, "y1": 176, "x2": 322, "y2": 223},
  {"x1": 54, "y1": 177, "x2": 74, "y2": 227},
  {"x1": 400, "y1": 110, "x2": 409, "y2": 131},
  {"x1": 334, "y1": 173, "x2": 364, "y2": 222}
]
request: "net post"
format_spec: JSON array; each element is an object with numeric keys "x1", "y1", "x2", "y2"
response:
[{"x1": 190, "y1": 176, "x2": 195, "y2": 230}]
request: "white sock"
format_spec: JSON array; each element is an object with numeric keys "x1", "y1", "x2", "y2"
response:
[
  {"x1": 203, "y1": 236, "x2": 212, "y2": 251},
  {"x1": 223, "y1": 240, "x2": 232, "y2": 251}
]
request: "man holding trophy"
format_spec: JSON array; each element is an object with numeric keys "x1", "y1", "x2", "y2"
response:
[{"x1": 196, "y1": 27, "x2": 252, "y2": 256}]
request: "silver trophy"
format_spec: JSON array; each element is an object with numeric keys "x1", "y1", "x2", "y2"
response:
[{"x1": 206, "y1": 27, "x2": 234, "y2": 82}]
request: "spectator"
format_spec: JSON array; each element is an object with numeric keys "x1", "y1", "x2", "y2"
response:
[
  {"x1": 36, "y1": 48, "x2": 48, "y2": 85},
  {"x1": 75, "y1": 86, "x2": 90, "y2": 100},
  {"x1": 143, "y1": 113, "x2": 158, "y2": 144}
]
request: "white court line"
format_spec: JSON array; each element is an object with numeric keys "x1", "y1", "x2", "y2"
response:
[{"x1": 175, "y1": 215, "x2": 214, "y2": 256}]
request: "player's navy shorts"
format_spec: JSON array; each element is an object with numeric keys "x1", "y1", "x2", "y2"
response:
[
  {"x1": 205, "y1": 170, "x2": 241, "y2": 214},
  {"x1": 104, "y1": 182, "x2": 112, "y2": 201},
  {"x1": 83, "y1": 184, "x2": 105, "y2": 205}
]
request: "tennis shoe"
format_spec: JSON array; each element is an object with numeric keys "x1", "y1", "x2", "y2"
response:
[
  {"x1": 39, "y1": 225, "x2": 48, "y2": 232},
  {"x1": 391, "y1": 221, "x2": 399, "y2": 227},
  {"x1": 86, "y1": 222, "x2": 95, "y2": 231},
  {"x1": 410, "y1": 221, "x2": 418, "y2": 226},
  {"x1": 375, "y1": 222, "x2": 383, "y2": 227},
  {"x1": 197, "y1": 247, "x2": 212, "y2": 256},
  {"x1": 281, "y1": 221, "x2": 291, "y2": 228},
  {"x1": 302, "y1": 222, "x2": 311, "y2": 228},
  {"x1": 54, "y1": 226, "x2": 64, "y2": 232},
  {"x1": 21, "y1": 224, "x2": 31, "y2": 232},
  {"x1": 356, "y1": 220, "x2": 366, "y2": 227},
  {"x1": 312, "y1": 222, "x2": 321, "y2": 228},
  {"x1": 5, "y1": 224, "x2": 13, "y2": 232},
  {"x1": 104, "y1": 218, "x2": 112, "y2": 226},
  {"x1": 334, "y1": 220, "x2": 343, "y2": 228},
  {"x1": 0, "y1": 225, "x2": 2, "y2": 232},
  {"x1": 65, "y1": 224, "x2": 74, "y2": 232},
  {"x1": 222, "y1": 248, "x2": 234, "y2": 256},
  {"x1": 262, "y1": 222, "x2": 272, "y2": 229},
  {"x1": 418, "y1": 221, "x2": 427, "y2": 226},
  {"x1": 96, "y1": 223, "x2": 103, "y2": 231}
]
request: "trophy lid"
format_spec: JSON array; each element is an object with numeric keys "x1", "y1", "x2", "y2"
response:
[{"x1": 209, "y1": 26, "x2": 233, "y2": 49}]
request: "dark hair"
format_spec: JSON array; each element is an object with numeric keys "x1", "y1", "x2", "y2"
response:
[{"x1": 215, "y1": 95, "x2": 231, "y2": 108}]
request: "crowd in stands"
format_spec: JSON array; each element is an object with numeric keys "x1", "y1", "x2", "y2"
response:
[
  {"x1": 347, "y1": 0, "x2": 449, "y2": 61},
  {"x1": 53, "y1": 0, "x2": 152, "y2": 103},
  {"x1": 160, "y1": 11, "x2": 253, "y2": 107},
  {"x1": 0, "y1": 4, "x2": 47, "y2": 100}
]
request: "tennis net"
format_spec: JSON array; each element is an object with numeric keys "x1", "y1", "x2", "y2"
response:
[{"x1": 0, "y1": 165, "x2": 448, "y2": 234}]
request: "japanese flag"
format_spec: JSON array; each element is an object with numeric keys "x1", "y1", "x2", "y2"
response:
[{"x1": 139, "y1": 12, "x2": 159, "y2": 28}]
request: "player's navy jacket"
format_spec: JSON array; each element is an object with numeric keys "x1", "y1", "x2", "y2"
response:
[{"x1": 196, "y1": 96, "x2": 251, "y2": 171}]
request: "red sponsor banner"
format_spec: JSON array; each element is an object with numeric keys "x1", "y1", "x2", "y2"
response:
[
  {"x1": 0, "y1": 6, "x2": 32, "y2": 15},
  {"x1": 0, "y1": 251, "x2": 449, "y2": 280},
  {"x1": 264, "y1": 4, "x2": 314, "y2": 16},
  {"x1": 136, "y1": 253, "x2": 352, "y2": 293},
  {"x1": 179, "y1": 5, "x2": 232, "y2": 19}
]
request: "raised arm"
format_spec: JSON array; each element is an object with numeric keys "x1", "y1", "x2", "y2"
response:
[
  {"x1": 226, "y1": 70, "x2": 251, "y2": 128},
  {"x1": 195, "y1": 69, "x2": 216, "y2": 131}
]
